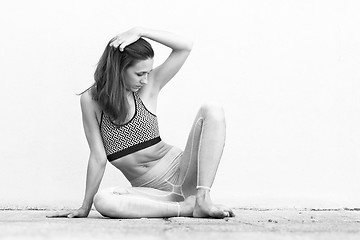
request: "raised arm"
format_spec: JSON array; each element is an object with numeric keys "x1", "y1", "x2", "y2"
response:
[{"x1": 110, "y1": 27, "x2": 193, "y2": 91}]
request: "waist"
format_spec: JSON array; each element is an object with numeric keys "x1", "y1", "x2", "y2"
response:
[
  {"x1": 106, "y1": 137, "x2": 162, "y2": 161},
  {"x1": 110, "y1": 141, "x2": 175, "y2": 180},
  {"x1": 129, "y1": 145, "x2": 183, "y2": 187}
]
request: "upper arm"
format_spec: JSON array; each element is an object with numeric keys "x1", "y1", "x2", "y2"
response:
[
  {"x1": 151, "y1": 46, "x2": 192, "y2": 91},
  {"x1": 80, "y1": 92, "x2": 107, "y2": 164}
]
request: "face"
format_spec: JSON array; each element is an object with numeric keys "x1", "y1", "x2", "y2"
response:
[{"x1": 123, "y1": 58, "x2": 154, "y2": 92}]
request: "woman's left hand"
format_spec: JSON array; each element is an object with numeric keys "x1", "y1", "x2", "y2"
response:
[{"x1": 110, "y1": 27, "x2": 143, "y2": 51}]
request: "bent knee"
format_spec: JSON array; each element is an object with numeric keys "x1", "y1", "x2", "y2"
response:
[
  {"x1": 93, "y1": 189, "x2": 122, "y2": 218},
  {"x1": 200, "y1": 102, "x2": 225, "y2": 122},
  {"x1": 93, "y1": 191, "x2": 111, "y2": 217},
  {"x1": 93, "y1": 188, "x2": 131, "y2": 218}
]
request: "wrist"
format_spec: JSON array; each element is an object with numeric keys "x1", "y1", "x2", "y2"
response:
[
  {"x1": 137, "y1": 26, "x2": 149, "y2": 38},
  {"x1": 81, "y1": 203, "x2": 92, "y2": 212},
  {"x1": 131, "y1": 26, "x2": 144, "y2": 37}
]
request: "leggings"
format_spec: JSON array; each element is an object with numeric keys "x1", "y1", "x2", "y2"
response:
[
  {"x1": 93, "y1": 104, "x2": 226, "y2": 218},
  {"x1": 130, "y1": 146, "x2": 185, "y2": 200}
]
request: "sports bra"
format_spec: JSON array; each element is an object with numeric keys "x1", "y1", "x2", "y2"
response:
[{"x1": 99, "y1": 92, "x2": 161, "y2": 161}]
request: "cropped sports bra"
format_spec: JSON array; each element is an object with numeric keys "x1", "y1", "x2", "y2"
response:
[{"x1": 99, "y1": 92, "x2": 161, "y2": 161}]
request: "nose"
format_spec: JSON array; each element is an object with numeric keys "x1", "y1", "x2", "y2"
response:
[{"x1": 140, "y1": 74, "x2": 148, "y2": 84}]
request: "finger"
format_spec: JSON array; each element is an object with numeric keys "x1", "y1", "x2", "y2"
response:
[
  {"x1": 110, "y1": 39, "x2": 122, "y2": 48},
  {"x1": 46, "y1": 212, "x2": 70, "y2": 218},
  {"x1": 114, "y1": 40, "x2": 121, "y2": 48},
  {"x1": 119, "y1": 42, "x2": 127, "y2": 52},
  {"x1": 46, "y1": 212, "x2": 56, "y2": 218},
  {"x1": 109, "y1": 41, "x2": 118, "y2": 48}
]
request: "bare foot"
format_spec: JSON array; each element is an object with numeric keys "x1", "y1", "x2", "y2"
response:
[
  {"x1": 193, "y1": 191, "x2": 235, "y2": 218},
  {"x1": 179, "y1": 195, "x2": 196, "y2": 217}
]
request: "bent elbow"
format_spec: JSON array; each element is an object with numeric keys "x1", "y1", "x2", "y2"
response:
[
  {"x1": 185, "y1": 40, "x2": 194, "y2": 52},
  {"x1": 90, "y1": 153, "x2": 107, "y2": 167}
]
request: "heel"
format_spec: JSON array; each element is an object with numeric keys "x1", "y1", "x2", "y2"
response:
[{"x1": 176, "y1": 202, "x2": 180, "y2": 217}]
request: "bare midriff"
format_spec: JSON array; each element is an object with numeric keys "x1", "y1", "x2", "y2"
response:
[{"x1": 109, "y1": 141, "x2": 174, "y2": 182}]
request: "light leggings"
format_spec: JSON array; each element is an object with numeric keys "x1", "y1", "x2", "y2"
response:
[{"x1": 94, "y1": 103, "x2": 226, "y2": 218}]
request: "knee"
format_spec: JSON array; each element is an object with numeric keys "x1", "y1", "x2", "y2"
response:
[
  {"x1": 93, "y1": 191, "x2": 111, "y2": 217},
  {"x1": 200, "y1": 102, "x2": 225, "y2": 123},
  {"x1": 94, "y1": 189, "x2": 125, "y2": 218},
  {"x1": 93, "y1": 188, "x2": 130, "y2": 218}
]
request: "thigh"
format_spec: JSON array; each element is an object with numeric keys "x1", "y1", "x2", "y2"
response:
[
  {"x1": 111, "y1": 186, "x2": 183, "y2": 202},
  {"x1": 178, "y1": 111, "x2": 203, "y2": 197},
  {"x1": 94, "y1": 186, "x2": 182, "y2": 218}
]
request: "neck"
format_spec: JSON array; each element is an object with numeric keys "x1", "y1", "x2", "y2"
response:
[{"x1": 125, "y1": 90, "x2": 133, "y2": 97}]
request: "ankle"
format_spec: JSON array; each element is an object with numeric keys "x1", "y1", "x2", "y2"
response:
[
  {"x1": 196, "y1": 186, "x2": 211, "y2": 191},
  {"x1": 179, "y1": 200, "x2": 195, "y2": 217},
  {"x1": 196, "y1": 191, "x2": 211, "y2": 202},
  {"x1": 196, "y1": 186, "x2": 211, "y2": 196}
]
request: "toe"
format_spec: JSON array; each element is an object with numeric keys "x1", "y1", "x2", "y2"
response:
[
  {"x1": 217, "y1": 204, "x2": 235, "y2": 218},
  {"x1": 209, "y1": 206, "x2": 229, "y2": 219}
]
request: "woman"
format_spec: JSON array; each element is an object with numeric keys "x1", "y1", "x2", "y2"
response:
[{"x1": 53, "y1": 27, "x2": 234, "y2": 218}]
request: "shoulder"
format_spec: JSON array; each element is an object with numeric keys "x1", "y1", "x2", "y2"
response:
[
  {"x1": 79, "y1": 89, "x2": 107, "y2": 160},
  {"x1": 80, "y1": 89, "x2": 94, "y2": 106},
  {"x1": 80, "y1": 89, "x2": 102, "y2": 123}
]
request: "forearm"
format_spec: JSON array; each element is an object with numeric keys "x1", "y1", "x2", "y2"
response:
[
  {"x1": 139, "y1": 27, "x2": 193, "y2": 52},
  {"x1": 81, "y1": 156, "x2": 106, "y2": 211}
]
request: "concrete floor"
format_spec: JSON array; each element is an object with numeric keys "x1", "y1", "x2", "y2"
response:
[{"x1": 1, "y1": 208, "x2": 360, "y2": 240}]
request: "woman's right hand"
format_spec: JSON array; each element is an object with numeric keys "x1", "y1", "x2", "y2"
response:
[
  {"x1": 46, "y1": 207, "x2": 90, "y2": 218},
  {"x1": 110, "y1": 27, "x2": 143, "y2": 51}
]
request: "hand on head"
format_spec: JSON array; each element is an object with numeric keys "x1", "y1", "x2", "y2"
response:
[{"x1": 110, "y1": 27, "x2": 143, "y2": 52}]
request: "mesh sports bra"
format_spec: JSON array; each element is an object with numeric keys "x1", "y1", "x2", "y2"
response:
[{"x1": 99, "y1": 92, "x2": 161, "y2": 161}]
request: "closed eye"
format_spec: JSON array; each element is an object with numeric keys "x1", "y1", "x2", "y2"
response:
[{"x1": 136, "y1": 69, "x2": 153, "y2": 76}]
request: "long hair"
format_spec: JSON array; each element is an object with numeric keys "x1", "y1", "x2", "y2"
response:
[{"x1": 90, "y1": 38, "x2": 154, "y2": 124}]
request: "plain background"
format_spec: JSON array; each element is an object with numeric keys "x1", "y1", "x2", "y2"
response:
[{"x1": 0, "y1": 0, "x2": 359, "y2": 209}]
